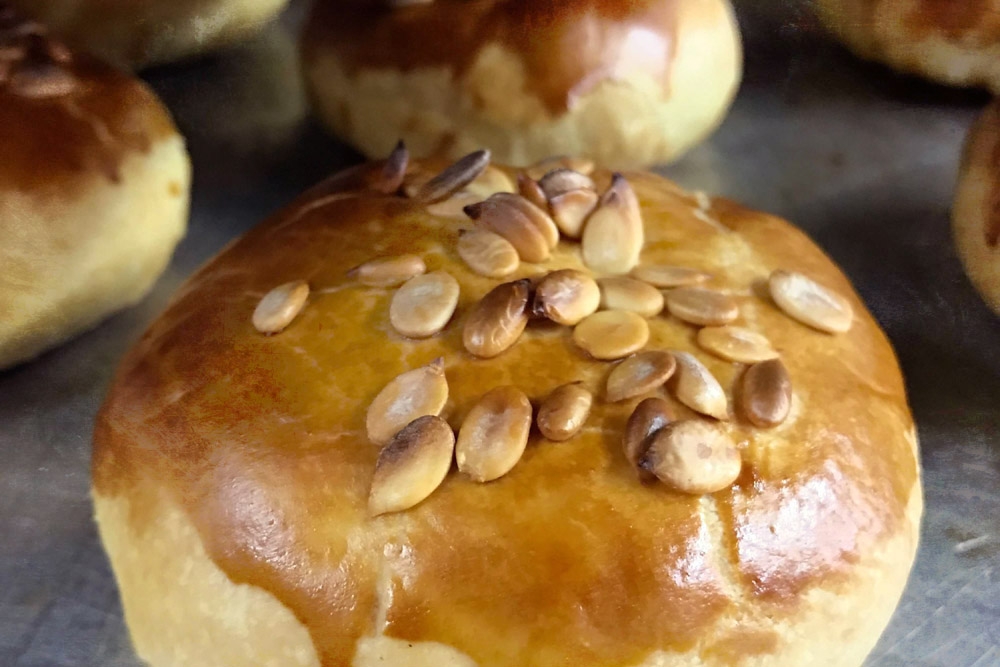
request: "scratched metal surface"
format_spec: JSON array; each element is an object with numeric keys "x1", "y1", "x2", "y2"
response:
[{"x1": 0, "y1": 1, "x2": 997, "y2": 665}]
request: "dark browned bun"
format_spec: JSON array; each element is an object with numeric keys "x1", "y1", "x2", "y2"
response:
[
  {"x1": 300, "y1": 0, "x2": 742, "y2": 168},
  {"x1": 93, "y1": 151, "x2": 921, "y2": 667}
]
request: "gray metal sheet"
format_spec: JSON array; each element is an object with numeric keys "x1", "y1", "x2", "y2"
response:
[{"x1": 1, "y1": 2, "x2": 997, "y2": 665}]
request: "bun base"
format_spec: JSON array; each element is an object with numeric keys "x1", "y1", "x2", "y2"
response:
[
  {"x1": 95, "y1": 458, "x2": 920, "y2": 667},
  {"x1": 0, "y1": 137, "x2": 189, "y2": 369}
]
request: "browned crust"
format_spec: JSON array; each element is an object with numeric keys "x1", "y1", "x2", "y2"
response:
[
  {"x1": 301, "y1": 0, "x2": 683, "y2": 116},
  {"x1": 903, "y1": 0, "x2": 1000, "y2": 44},
  {"x1": 953, "y1": 98, "x2": 1000, "y2": 314},
  {"x1": 966, "y1": 100, "x2": 1000, "y2": 248},
  {"x1": 93, "y1": 158, "x2": 919, "y2": 666},
  {"x1": 0, "y1": 6, "x2": 177, "y2": 192},
  {"x1": 819, "y1": 0, "x2": 1000, "y2": 45},
  {"x1": 816, "y1": 0, "x2": 1000, "y2": 91}
]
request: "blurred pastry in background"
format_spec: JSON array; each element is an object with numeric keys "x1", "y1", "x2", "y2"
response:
[
  {"x1": 7, "y1": 0, "x2": 290, "y2": 69},
  {"x1": 0, "y1": 5, "x2": 190, "y2": 369},
  {"x1": 301, "y1": 0, "x2": 742, "y2": 168},
  {"x1": 815, "y1": 0, "x2": 1000, "y2": 92},
  {"x1": 953, "y1": 98, "x2": 1000, "y2": 314}
]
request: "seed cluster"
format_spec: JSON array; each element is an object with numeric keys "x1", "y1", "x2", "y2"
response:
[
  {"x1": 250, "y1": 145, "x2": 856, "y2": 515},
  {"x1": 0, "y1": 6, "x2": 76, "y2": 98}
]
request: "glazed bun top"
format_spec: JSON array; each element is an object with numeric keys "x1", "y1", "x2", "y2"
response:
[
  {"x1": 0, "y1": 4, "x2": 177, "y2": 192},
  {"x1": 303, "y1": 0, "x2": 734, "y2": 115},
  {"x1": 93, "y1": 150, "x2": 918, "y2": 666}
]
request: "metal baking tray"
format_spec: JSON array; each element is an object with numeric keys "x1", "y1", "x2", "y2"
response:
[{"x1": 1, "y1": 2, "x2": 997, "y2": 665}]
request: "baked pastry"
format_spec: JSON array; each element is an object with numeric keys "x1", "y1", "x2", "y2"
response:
[
  {"x1": 953, "y1": 98, "x2": 1000, "y2": 314},
  {"x1": 8, "y1": 0, "x2": 290, "y2": 69},
  {"x1": 300, "y1": 0, "x2": 742, "y2": 168},
  {"x1": 93, "y1": 147, "x2": 921, "y2": 666},
  {"x1": 0, "y1": 5, "x2": 190, "y2": 369},
  {"x1": 815, "y1": 0, "x2": 1000, "y2": 91}
]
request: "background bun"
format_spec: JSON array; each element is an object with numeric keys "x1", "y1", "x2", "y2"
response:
[
  {"x1": 301, "y1": 0, "x2": 742, "y2": 168},
  {"x1": 94, "y1": 152, "x2": 921, "y2": 666},
  {"x1": 815, "y1": 0, "x2": 1000, "y2": 91},
  {"x1": 0, "y1": 6, "x2": 190, "y2": 369},
  {"x1": 8, "y1": 0, "x2": 290, "y2": 68},
  {"x1": 953, "y1": 98, "x2": 1000, "y2": 314}
]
